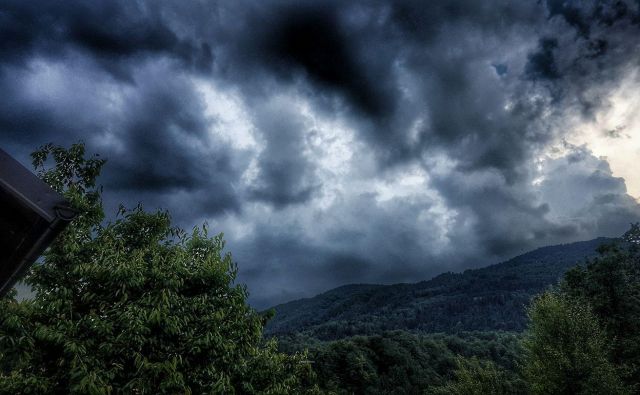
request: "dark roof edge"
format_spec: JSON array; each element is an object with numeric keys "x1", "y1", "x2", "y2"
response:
[{"x1": 0, "y1": 148, "x2": 69, "y2": 222}]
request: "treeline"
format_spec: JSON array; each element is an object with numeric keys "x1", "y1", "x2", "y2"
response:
[{"x1": 278, "y1": 331, "x2": 526, "y2": 394}]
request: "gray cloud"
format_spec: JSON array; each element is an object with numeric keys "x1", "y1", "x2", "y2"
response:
[
  {"x1": 0, "y1": 0, "x2": 212, "y2": 77},
  {"x1": 1, "y1": 0, "x2": 640, "y2": 308},
  {"x1": 246, "y1": 98, "x2": 320, "y2": 208}
]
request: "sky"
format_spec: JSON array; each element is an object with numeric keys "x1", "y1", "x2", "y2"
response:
[{"x1": 1, "y1": 0, "x2": 640, "y2": 308}]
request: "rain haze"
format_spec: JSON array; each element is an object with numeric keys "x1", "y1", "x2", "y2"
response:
[{"x1": 2, "y1": 0, "x2": 640, "y2": 308}]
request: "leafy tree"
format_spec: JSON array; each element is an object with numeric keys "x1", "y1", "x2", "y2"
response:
[
  {"x1": 431, "y1": 356, "x2": 525, "y2": 395},
  {"x1": 522, "y1": 291, "x2": 627, "y2": 395},
  {"x1": 279, "y1": 330, "x2": 526, "y2": 394},
  {"x1": 561, "y1": 227, "x2": 640, "y2": 388},
  {"x1": 0, "y1": 143, "x2": 316, "y2": 394}
]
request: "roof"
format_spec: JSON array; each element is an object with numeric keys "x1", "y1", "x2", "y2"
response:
[{"x1": 0, "y1": 148, "x2": 76, "y2": 296}]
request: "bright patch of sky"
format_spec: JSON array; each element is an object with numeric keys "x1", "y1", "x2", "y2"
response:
[
  {"x1": 194, "y1": 77, "x2": 258, "y2": 150},
  {"x1": 568, "y1": 69, "x2": 640, "y2": 200}
]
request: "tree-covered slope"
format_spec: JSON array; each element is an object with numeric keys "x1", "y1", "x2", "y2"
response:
[
  {"x1": 278, "y1": 330, "x2": 527, "y2": 395},
  {"x1": 265, "y1": 238, "x2": 611, "y2": 340}
]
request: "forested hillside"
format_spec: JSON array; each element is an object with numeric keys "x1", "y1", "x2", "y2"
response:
[
  {"x1": 278, "y1": 331, "x2": 527, "y2": 394},
  {"x1": 266, "y1": 238, "x2": 609, "y2": 339}
]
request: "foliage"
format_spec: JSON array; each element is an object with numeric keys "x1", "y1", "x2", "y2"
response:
[
  {"x1": 0, "y1": 143, "x2": 316, "y2": 394},
  {"x1": 560, "y1": 226, "x2": 640, "y2": 390},
  {"x1": 278, "y1": 330, "x2": 525, "y2": 394},
  {"x1": 431, "y1": 356, "x2": 525, "y2": 395},
  {"x1": 266, "y1": 238, "x2": 607, "y2": 339},
  {"x1": 523, "y1": 291, "x2": 627, "y2": 395}
]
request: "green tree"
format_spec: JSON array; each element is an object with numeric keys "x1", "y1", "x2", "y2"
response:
[
  {"x1": 561, "y1": 228, "x2": 640, "y2": 388},
  {"x1": 431, "y1": 356, "x2": 526, "y2": 395},
  {"x1": 522, "y1": 291, "x2": 627, "y2": 395},
  {"x1": 0, "y1": 143, "x2": 316, "y2": 394}
]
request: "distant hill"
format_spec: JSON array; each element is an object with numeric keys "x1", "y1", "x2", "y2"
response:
[{"x1": 265, "y1": 237, "x2": 611, "y2": 340}]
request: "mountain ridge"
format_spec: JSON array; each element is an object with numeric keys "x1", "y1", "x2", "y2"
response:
[{"x1": 265, "y1": 237, "x2": 612, "y2": 340}]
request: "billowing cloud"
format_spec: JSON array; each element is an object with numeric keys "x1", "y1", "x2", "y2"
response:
[{"x1": 1, "y1": 0, "x2": 640, "y2": 308}]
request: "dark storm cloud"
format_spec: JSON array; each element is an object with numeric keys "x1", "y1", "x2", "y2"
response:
[
  {"x1": 100, "y1": 70, "x2": 243, "y2": 217},
  {"x1": 545, "y1": 0, "x2": 592, "y2": 37},
  {"x1": 526, "y1": 38, "x2": 561, "y2": 80},
  {"x1": 233, "y1": 191, "x2": 446, "y2": 308},
  {"x1": 545, "y1": 0, "x2": 639, "y2": 37},
  {"x1": 1, "y1": 0, "x2": 640, "y2": 307},
  {"x1": 246, "y1": 99, "x2": 320, "y2": 207},
  {"x1": 0, "y1": 0, "x2": 242, "y2": 217},
  {"x1": 0, "y1": 0, "x2": 212, "y2": 78},
  {"x1": 0, "y1": 72, "x2": 56, "y2": 144},
  {"x1": 528, "y1": 0, "x2": 640, "y2": 117},
  {"x1": 262, "y1": 4, "x2": 391, "y2": 118},
  {"x1": 229, "y1": 0, "x2": 640, "y2": 305}
]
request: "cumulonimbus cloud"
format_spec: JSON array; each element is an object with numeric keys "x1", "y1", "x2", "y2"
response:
[{"x1": 1, "y1": 0, "x2": 639, "y2": 307}]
